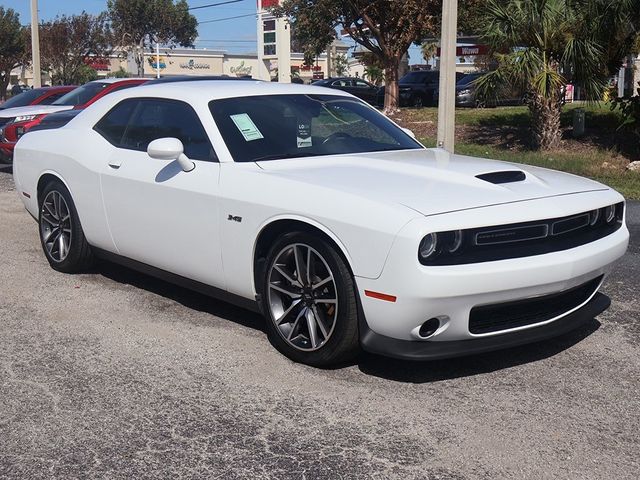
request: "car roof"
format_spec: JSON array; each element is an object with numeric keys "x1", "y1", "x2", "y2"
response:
[
  {"x1": 131, "y1": 80, "x2": 354, "y2": 101},
  {"x1": 89, "y1": 77, "x2": 148, "y2": 85},
  {"x1": 147, "y1": 75, "x2": 257, "y2": 84}
]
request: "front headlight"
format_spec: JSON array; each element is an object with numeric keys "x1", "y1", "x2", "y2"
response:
[
  {"x1": 419, "y1": 230, "x2": 464, "y2": 261},
  {"x1": 457, "y1": 88, "x2": 472, "y2": 96},
  {"x1": 14, "y1": 114, "x2": 38, "y2": 123},
  {"x1": 418, "y1": 233, "x2": 437, "y2": 260}
]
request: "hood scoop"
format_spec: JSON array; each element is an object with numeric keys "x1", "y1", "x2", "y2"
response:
[{"x1": 476, "y1": 170, "x2": 526, "y2": 184}]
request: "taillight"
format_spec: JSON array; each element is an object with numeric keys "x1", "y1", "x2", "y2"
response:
[{"x1": 4, "y1": 115, "x2": 46, "y2": 142}]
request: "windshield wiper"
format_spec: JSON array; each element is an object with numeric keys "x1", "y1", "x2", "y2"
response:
[{"x1": 253, "y1": 152, "x2": 318, "y2": 162}]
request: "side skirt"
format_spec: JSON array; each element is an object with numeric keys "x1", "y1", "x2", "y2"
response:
[{"x1": 92, "y1": 247, "x2": 261, "y2": 313}]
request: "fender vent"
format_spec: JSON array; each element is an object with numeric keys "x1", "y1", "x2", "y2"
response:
[{"x1": 476, "y1": 170, "x2": 526, "y2": 184}]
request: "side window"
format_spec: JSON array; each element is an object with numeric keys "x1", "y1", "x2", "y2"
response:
[
  {"x1": 354, "y1": 80, "x2": 372, "y2": 89},
  {"x1": 94, "y1": 99, "x2": 138, "y2": 146},
  {"x1": 39, "y1": 92, "x2": 66, "y2": 105},
  {"x1": 331, "y1": 80, "x2": 351, "y2": 87},
  {"x1": 121, "y1": 99, "x2": 216, "y2": 162}
]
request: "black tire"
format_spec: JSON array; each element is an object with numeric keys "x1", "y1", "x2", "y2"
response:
[
  {"x1": 38, "y1": 179, "x2": 94, "y2": 273},
  {"x1": 260, "y1": 231, "x2": 360, "y2": 367},
  {"x1": 412, "y1": 95, "x2": 425, "y2": 108}
]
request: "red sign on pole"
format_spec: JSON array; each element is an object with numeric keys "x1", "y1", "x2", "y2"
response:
[{"x1": 260, "y1": 0, "x2": 280, "y2": 8}]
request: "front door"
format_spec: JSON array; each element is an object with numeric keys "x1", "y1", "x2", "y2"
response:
[{"x1": 97, "y1": 97, "x2": 225, "y2": 288}]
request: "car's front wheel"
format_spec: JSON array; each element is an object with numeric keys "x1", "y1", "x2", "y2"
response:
[
  {"x1": 261, "y1": 232, "x2": 359, "y2": 367},
  {"x1": 39, "y1": 179, "x2": 94, "y2": 273}
]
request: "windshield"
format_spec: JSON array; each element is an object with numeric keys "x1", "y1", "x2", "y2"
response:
[
  {"x1": 457, "y1": 74, "x2": 482, "y2": 86},
  {"x1": 209, "y1": 94, "x2": 423, "y2": 162},
  {"x1": 53, "y1": 82, "x2": 108, "y2": 106},
  {"x1": 1, "y1": 89, "x2": 46, "y2": 109},
  {"x1": 400, "y1": 71, "x2": 438, "y2": 84}
]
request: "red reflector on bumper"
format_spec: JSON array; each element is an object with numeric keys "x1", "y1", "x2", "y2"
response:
[{"x1": 364, "y1": 290, "x2": 397, "y2": 302}]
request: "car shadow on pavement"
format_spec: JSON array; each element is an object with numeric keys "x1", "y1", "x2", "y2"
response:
[
  {"x1": 95, "y1": 260, "x2": 266, "y2": 333},
  {"x1": 356, "y1": 319, "x2": 601, "y2": 383},
  {"x1": 92, "y1": 260, "x2": 602, "y2": 382}
]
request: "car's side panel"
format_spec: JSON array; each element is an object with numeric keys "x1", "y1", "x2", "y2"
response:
[
  {"x1": 217, "y1": 162, "x2": 418, "y2": 300},
  {"x1": 13, "y1": 128, "x2": 115, "y2": 252}
]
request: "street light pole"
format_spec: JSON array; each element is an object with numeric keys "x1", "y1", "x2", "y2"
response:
[
  {"x1": 30, "y1": 0, "x2": 42, "y2": 88},
  {"x1": 437, "y1": 0, "x2": 458, "y2": 153}
]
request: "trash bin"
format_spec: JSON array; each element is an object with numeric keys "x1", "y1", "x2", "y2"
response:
[{"x1": 573, "y1": 108, "x2": 585, "y2": 137}]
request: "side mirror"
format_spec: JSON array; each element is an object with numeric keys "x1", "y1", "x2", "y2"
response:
[
  {"x1": 147, "y1": 137, "x2": 195, "y2": 172},
  {"x1": 401, "y1": 127, "x2": 416, "y2": 139}
]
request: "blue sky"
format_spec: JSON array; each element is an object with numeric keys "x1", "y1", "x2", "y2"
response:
[{"x1": 4, "y1": 0, "x2": 422, "y2": 60}]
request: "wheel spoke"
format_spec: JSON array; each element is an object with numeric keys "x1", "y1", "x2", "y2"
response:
[
  {"x1": 293, "y1": 245, "x2": 306, "y2": 286},
  {"x1": 287, "y1": 308, "x2": 306, "y2": 341},
  {"x1": 311, "y1": 305, "x2": 329, "y2": 340},
  {"x1": 59, "y1": 234, "x2": 69, "y2": 259},
  {"x1": 312, "y1": 276, "x2": 332, "y2": 290},
  {"x1": 44, "y1": 227, "x2": 59, "y2": 243},
  {"x1": 270, "y1": 283, "x2": 301, "y2": 299},
  {"x1": 305, "y1": 308, "x2": 318, "y2": 348},
  {"x1": 276, "y1": 299, "x2": 302, "y2": 325},
  {"x1": 274, "y1": 264, "x2": 300, "y2": 288},
  {"x1": 306, "y1": 248, "x2": 312, "y2": 285},
  {"x1": 315, "y1": 298, "x2": 337, "y2": 305},
  {"x1": 44, "y1": 202, "x2": 57, "y2": 220}
]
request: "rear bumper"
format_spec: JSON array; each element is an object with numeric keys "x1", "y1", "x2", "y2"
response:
[{"x1": 360, "y1": 292, "x2": 610, "y2": 361}]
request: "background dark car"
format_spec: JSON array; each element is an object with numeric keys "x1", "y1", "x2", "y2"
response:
[
  {"x1": 0, "y1": 86, "x2": 75, "y2": 112},
  {"x1": 313, "y1": 77, "x2": 381, "y2": 105},
  {"x1": 378, "y1": 70, "x2": 464, "y2": 108},
  {"x1": 452, "y1": 72, "x2": 526, "y2": 108}
]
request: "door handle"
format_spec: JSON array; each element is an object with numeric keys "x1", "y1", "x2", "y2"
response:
[{"x1": 108, "y1": 158, "x2": 122, "y2": 169}]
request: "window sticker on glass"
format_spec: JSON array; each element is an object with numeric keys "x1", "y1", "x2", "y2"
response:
[
  {"x1": 230, "y1": 113, "x2": 264, "y2": 141},
  {"x1": 297, "y1": 122, "x2": 312, "y2": 148}
]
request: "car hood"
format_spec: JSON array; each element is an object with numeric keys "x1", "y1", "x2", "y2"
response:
[
  {"x1": 0, "y1": 105, "x2": 73, "y2": 119},
  {"x1": 256, "y1": 149, "x2": 609, "y2": 216}
]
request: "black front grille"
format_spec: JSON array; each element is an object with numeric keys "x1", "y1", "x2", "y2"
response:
[{"x1": 469, "y1": 276, "x2": 602, "y2": 334}]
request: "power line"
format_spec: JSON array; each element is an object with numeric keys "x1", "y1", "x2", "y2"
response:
[
  {"x1": 187, "y1": 0, "x2": 245, "y2": 11},
  {"x1": 199, "y1": 13, "x2": 257, "y2": 24}
]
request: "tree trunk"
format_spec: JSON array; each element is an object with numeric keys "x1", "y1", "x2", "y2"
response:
[
  {"x1": 135, "y1": 38, "x2": 145, "y2": 78},
  {"x1": 383, "y1": 56, "x2": 401, "y2": 115},
  {"x1": 0, "y1": 72, "x2": 10, "y2": 101},
  {"x1": 529, "y1": 93, "x2": 562, "y2": 150}
]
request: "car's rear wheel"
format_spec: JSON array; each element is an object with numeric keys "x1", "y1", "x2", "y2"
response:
[
  {"x1": 261, "y1": 232, "x2": 359, "y2": 367},
  {"x1": 39, "y1": 180, "x2": 94, "y2": 273}
]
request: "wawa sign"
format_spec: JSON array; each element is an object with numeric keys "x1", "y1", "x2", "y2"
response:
[{"x1": 436, "y1": 45, "x2": 489, "y2": 57}]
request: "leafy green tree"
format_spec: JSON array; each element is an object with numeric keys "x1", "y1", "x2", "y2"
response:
[
  {"x1": 110, "y1": 66, "x2": 131, "y2": 78},
  {"x1": 107, "y1": 0, "x2": 198, "y2": 77},
  {"x1": 334, "y1": 53, "x2": 348, "y2": 77},
  {"x1": 0, "y1": 7, "x2": 27, "y2": 100},
  {"x1": 35, "y1": 13, "x2": 112, "y2": 85},
  {"x1": 475, "y1": 0, "x2": 638, "y2": 150},
  {"x1": 420, "y1": 42, "x2": 438, "y2": 64},
  {"x1": 273, "y1": 0, "x2": 441, "y2": 113}
]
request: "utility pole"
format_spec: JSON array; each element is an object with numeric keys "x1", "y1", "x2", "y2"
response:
[
  {"x1": 156, "y1": 43, "x2": 161, "y2": 79},
  {"x1": 437, "y1": 0, "x2": 458, "y2": 153},
  {"x1": 30, "y1": 0, "x2": 42, "y2": 88}
]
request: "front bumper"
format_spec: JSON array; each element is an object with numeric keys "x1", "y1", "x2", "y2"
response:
[
  {"x1": 360, "y1": 292, "x2": 610, "y2": 361},
  {"x1": 354, "y1": 193, "x2": 629, "y2": 359}
]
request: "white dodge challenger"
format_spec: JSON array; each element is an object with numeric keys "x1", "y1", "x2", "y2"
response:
[{"x1": 13, "y1": 80, "x2": 629, "y2": 366}]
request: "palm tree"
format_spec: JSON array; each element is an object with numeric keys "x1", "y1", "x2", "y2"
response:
[{"x1": 475, "y1": 0, "x2": 636, "y2": 150}]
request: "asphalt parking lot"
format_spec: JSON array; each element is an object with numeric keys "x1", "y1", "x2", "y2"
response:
[{"x1": 0, "y1": 163, "x2": 638, "y2": 479}]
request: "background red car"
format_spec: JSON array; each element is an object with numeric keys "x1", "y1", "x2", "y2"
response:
[{"x1": 0, "y1": 79, "x2": 148, "y2": 163}]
